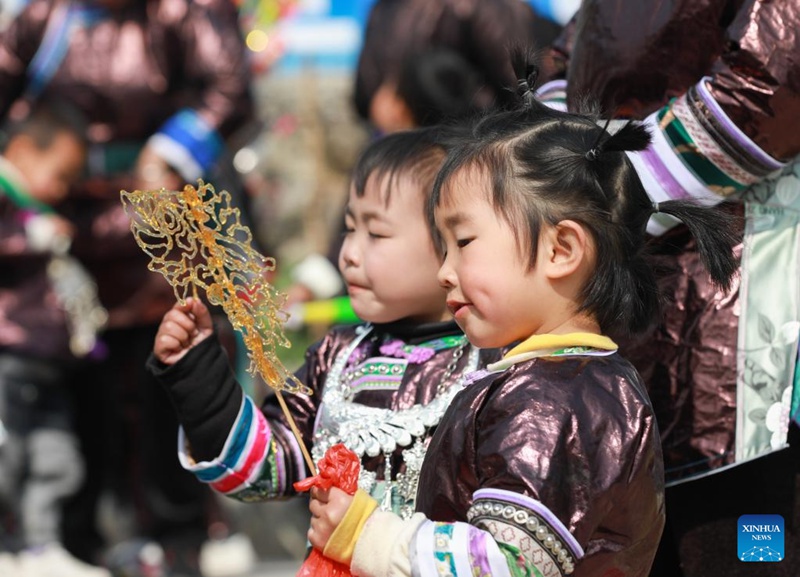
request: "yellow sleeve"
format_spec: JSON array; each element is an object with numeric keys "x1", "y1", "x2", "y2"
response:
[{"x1": 323, "y1": 489, "x2": 379, "y2": 565}]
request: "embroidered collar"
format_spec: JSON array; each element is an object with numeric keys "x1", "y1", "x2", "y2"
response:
[
  {"x1": 506, "y1": 332, "x2": 617, "y2": 356},
  {"x1": 485, "y1": 332, "x2": 618, "y2": 373},
  {"x1": 379, "y1": 334, "x2": 467, "y2": 364}
]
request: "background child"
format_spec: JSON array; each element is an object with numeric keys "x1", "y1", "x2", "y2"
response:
[
  {"x1": 0, "y1": 100, "x2": 110, "y2": 576},
  {"x1": 306, "y1": 61, "x2": 740, "y2": 577},
  {"x1": 148, "y1": 126, "x2": 497, "y2": 525},
  {"x1": 365, "y1": 47, "x2": 482, "y2": 135}
]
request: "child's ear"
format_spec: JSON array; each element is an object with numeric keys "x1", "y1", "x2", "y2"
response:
[
  {"x1": 369, "y1": 83, "x2": 416, "y2": 132},
  {"x1": 541, "y1": 220, "x2": 591, "y2": 279}
]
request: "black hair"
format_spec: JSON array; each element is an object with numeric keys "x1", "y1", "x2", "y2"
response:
[
  {"x1": 395, "y1": 48, "x2": 481, "y2": 127},
  {"x1": 353, "y1": 0, "x2": 542, "y2": 121},
  {"x1": 430, "y1": 54, "x2": 739, "y2": 336},
  {"x1": 1, "y1": 98, "x2": 88, "y2": 152},
  {"x1": 352, "y1": 125, "x2": 463, "y2": 210}
]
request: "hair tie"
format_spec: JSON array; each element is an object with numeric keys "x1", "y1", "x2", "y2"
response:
[
  {"x1": 652, "y1": 201, "x2": 660, "y2": 214},
  {"x1": 517, "y1": 78, "x2": 535, "y2": 107},
  {"x1": 585, "y1": 117, "x2": 612, "y2": 161}
]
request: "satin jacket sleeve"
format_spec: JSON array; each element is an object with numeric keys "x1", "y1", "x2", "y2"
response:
[{"x1": 541, "y1": 0, "x2": 800, "y2": 234}]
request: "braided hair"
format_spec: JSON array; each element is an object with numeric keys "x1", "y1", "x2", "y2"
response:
[{"x1": 430, "y1": 53, "x2": 739, "y2": 336}]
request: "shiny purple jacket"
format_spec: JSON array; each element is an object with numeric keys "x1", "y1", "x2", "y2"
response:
[
  {"x1": 0, "y1": 193, "x2": 71, "y2": 359},
  {"x1": 0, "y1": 0, "x2": 254, "y2": 327},
  {"x1": 417, "y1": 353, "x2": 665, "y2": 577}
]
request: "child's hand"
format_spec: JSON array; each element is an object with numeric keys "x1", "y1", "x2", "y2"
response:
[
  {"x1": 154, "y1": 297, "x2": 213, "y2": 365},
  {"x1": 307, "y1": 486, "x2": 354, "y2": 551}
]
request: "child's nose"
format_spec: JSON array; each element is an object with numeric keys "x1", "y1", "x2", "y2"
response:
[
  {"x1": 339, "y1": 237, "x2": 360, "y2": 267},
  {"x1": 437, "y1": 259, "x2": 455, "y2": 289}
]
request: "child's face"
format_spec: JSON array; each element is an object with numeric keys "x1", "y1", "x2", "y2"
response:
[
  {"x1": 13, "y1": 131, "x2": 85, "y2": 205},
  {"x1": 435, "y1": 169, "x2": 550, "y2": 348},
  {"x1": 338, "y1": 173, "x2": 449, "y2": 324}
]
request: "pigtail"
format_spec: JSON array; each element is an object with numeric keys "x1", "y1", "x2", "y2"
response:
[
  {"x1": 594, "y1": 119, "x2": 738, "y2": 293},
  {"x1": 600, "y1": 121, "x2": 650, "y2": 154},
  {"x1": 584, "y1": 119, "x2": 650, "y2": 162},
  {"x1": 655, "y1": 200, "x2": 741, "y2": 291},
  {"x1": 433, "y1": 51, "x2": 739, "y2": 337},
  {"x1": 576, "y1": 115, "x2": 669, "y2": 333},
  {"x1": 584, "y1": 118, "x2": 610, "y2": 161},
  {"x1": 509, "y1": 47, "x2": 540, "y2": 108}
]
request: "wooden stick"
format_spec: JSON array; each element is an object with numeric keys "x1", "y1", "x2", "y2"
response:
[{"x1": 275, "y1": 389, "x2": 317, "y2": 475}]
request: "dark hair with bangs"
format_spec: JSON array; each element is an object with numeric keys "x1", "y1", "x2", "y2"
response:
[
  {"x1": 352, "y1": 125, "x2": 460, "y2": 211},
  {"x1": 1, "y1": 97, "x2": 88, "y2": 152},
  {"x1": 430, "y1": 55, "x2": 739, "y2": 336}
]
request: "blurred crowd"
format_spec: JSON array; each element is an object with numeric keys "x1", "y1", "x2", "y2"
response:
[{"x1": 0, "y1": 1, "x2": 798, "y2": 577}]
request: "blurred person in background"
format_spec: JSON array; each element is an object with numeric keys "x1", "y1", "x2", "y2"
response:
[
  {"x1": 536, "y1": 1, "x2": 800, "y2": 575},
  {"x1": 353, "y1": 0, "x2": 561, "y2": 130},
  {"x1": 287, "y1": 0, "x2": 561, "y2": 308},
  {"x1": 0, "y1": 1, "x2": 255, "y2": 575},
  {"x1": 0, "y1": 98, "x2": 111, "y2": 577}
]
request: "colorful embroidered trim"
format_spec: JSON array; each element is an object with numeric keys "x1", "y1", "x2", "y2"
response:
[
  {"x1": 505, "y1": 333, "x2": 617, "y2": 357},
  {"x1": 486, "y1": 333, "x2": 617, "y2": 373},
  {"x1": 179, "y1": 396, "x2": 288, "y2": 499},
  {"x1": 412, "y1": 519, "x2": 513, "y2": 577},
  {"x1": 343, "y1": 357, "x2": 408, "y2": 393},
  {"x1": 380, "y1": 335, "x2": 467, "y2": 363},
  {"x1": 693, "y1": 78, "x2": 785, "y2": 173},
  {"x1": 627, "y1": 77, "x2": 786, "y2": 217},
  {"x1": 468, "y1": 488, "x2": 583, "y2": 576}
]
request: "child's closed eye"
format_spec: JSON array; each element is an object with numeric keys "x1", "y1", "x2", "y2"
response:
[{"x1": 456, "y1": 238, "x2": 474, "y2": 248}]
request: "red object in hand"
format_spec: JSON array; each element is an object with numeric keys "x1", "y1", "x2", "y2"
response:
[
  {"x1": 293, "y1": 444, "x2": 361, "y2": 577},
  {"x1": 294, "y1": 443, "x2": 360, "y2": 494}
]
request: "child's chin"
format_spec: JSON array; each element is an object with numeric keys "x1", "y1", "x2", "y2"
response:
[
  {"x1": 462, "y1": 328, "x2": 504, "y2": 349},
  {"x1": 351, "y1": 306, "x2": 390, "y2": 325},
  {"x1": 460, "y1": 327, "x2": 486, "y2": 347}
]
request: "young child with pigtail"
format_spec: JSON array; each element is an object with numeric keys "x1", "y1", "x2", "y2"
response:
[
  {"x1": 148, "y1": 126, "x2": 501, "y2": 533},
  {"x1": 306, "y1": 56, "x2": 740, "y2": 577}
]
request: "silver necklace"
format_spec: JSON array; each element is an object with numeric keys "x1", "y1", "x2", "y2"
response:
[{"x1": 312, "y1": 324, "x2": 480, "y2": 517}]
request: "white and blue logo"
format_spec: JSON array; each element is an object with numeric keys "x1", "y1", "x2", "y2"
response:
[{"x1": 738, "y1": 514, "x2": 784, "y2": 562}]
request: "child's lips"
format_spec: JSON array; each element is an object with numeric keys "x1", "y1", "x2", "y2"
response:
[
  {"x1": 447, "y1": 300, "x2": 468, "y2": 319},
  {"x1": 346, "y1": 281, "x2": 368, "y2": 294}
]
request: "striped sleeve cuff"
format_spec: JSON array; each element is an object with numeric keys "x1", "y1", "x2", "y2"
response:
[
  {"x1": 626, "y1": 77, "x2": 786, "y2": 235},
  {"x1": 323, "y1": 489, "x2": 379, "y2": 565},
  {"x1": 148, "y1": 108, "x2": 224, "y2": 181},
  {"x1": 178, "y1": 395, "x2": 283, "y2": 496}
]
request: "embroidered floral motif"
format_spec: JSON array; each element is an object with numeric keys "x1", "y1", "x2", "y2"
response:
[{"x1": 379, "y1": 340, "x2": 436, "y2": 363}]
